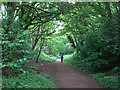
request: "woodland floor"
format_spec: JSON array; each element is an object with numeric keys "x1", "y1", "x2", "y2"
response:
[{"x1": 31, "y1": 59, "x2": 106, "y2": 88}]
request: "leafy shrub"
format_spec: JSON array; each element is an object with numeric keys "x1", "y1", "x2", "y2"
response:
[
  {"x1": 90, "y1": 72, "x2": 120, "y2": 89},
  {"x1": 2, "y1": 73, "x2": 56, "y2": 88},
  {"x1": 2, "y1": 18, "x2": 36, "y2": 75},
  {"x1": 90, "y1": 73, "x2": 105, "y2": 79},
  {"x1": 64, "y1": 43, "x2": 75, "y2": 55},
  {"x1": 96, "y1": 76, "x2": 119, "y2": 88},
  {"x1": 64, "y1": 52, "x2": 75, "y2": 64},
  {"x1": 71, "y1": 23, "x2": 119, "y2": 72},
  {"x1": 66, "y1": 11, "x2": 120, "y2": 72},
  {"x1": 39, "y1": 52, "x2": 56, "y2": 63},
  {"x1": 2, "y1": 19, "x2": 32, "y2": 59},
  {"x1": 2, "y1": 58, "x2": 30, "y2": 76},
  {"x1": 105, "y1": 67, "x2": 120, "y2": 75}
]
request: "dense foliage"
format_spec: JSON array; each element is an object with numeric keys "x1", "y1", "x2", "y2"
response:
[
  {"x1": 2, "y1": 18, "x2": 34, "y2": 75},
  {"x1": 1, "y1": 2, "x2": 120, "y2": 89},
  {"x1": 43, "y1": 35, "x2": 74, "y2": 56},
  {"x1": 63, "y1": 2, "x2": 120, "y2": 88},
  {"x1": 63, "y1": 2, "x2": 120, "y2": 72}
]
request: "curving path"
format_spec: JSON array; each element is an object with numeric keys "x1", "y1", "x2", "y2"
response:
[{"x1": 37, "y1": 59, "x2": 104, "y2": 88}]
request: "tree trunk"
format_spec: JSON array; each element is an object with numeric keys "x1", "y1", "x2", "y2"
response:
[
  {"x1": 104, "y1": 2, "x2": 112, "y2": 21},
  {"x1": 32, "y1": 26, "x2": 41, "y2": 50},
  {"x1": 32, "y1": 37, "x2": 40, "y2": 50},
  {"x1": 73, "y1": 36, "x2": 79, "y2": 55},
  {"x1": 36, "y1": 44, "x2": 43, "y2": 63},
  {"x1": 5, "y1": 2, "x2": 16, "y2": 34},
  {"x1": 36, "y1": 38, "x2": 45, "y2": 63}
]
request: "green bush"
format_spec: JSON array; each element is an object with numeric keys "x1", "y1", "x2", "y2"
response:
[
  {"x1": 90, "y1": 73, "x2": 105, "y2": 79},
  {"x1": 2, "y1": 19, "x2": 32, "y2": 60},
  {"x1": 105, "y1": 67, "x2": 120, "y2": 75},
  {"x1": 96, "y1": 76, "x2": 119, "y2": 88},
  {"x1": 64, "y1": 43, "x2": 75, "y2": 55},
  {"x1": 90, "y1": 72, "x2": 120, "y2": 89},
  {"x1": 3, "y1": 73, "x2": 56, "y2": 88},
  {"x1": 39, "y1": 52, "x2": 56, "y2": 63},
  {"x1": 70, "y1": 23, "x2": 119, "y2": 72},
  {"x1": 2, "y1": 18, "x2": 36, "y2": 75},
  {"x1": 64, "y1": 52, "x2": 75, "y2": 64},
  {"x1": 66, "y1": 13, "x2": 120, "y2": 72}
]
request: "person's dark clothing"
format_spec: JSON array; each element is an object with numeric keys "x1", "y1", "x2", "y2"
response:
[{"x1": 61, "y1": 56, "x2": 63, "y2": 63}]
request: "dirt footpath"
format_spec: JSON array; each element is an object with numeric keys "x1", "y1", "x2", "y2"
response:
[{"x1": 37, "y1": 59, "x2": 104, "y2": 88}]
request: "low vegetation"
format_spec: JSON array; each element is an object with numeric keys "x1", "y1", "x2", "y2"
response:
[
  {"x1": 39, "y1": 52, "x2": 57, "y2": 63},
  {"x1": 2, "y1": 52, "x2": 56, "y2": 88},
  {"x1": 64, "y1": 57, "x2": 120, "y2": 88},
  {"x1": 3, "y1": 73, "x2": 56, "y2": 88}
]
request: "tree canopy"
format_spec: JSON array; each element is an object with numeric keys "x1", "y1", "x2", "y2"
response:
[{"x1": 1, "y1": 2, "x2": 120, "y2": 87}]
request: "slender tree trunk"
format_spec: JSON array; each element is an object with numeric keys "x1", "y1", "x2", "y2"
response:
[
  {"x1": 104, "y1": 2, "x2": 112, "y2": 21},
  {"x1": 36, "y1": 38, "x2": 45, "y2": 63},
  {"x1": 32, "y1": 26, "x2": 41, "y2": 50},
  {"x1": 5, "y1": 2, "x2": 16, "y2": 34},
  {"x1": 32, "y1": 37, "x2": 40, "y2": 50},
  {"x1": 36, "y1": 43, "x2": 43, "y2": 63},
  {"x1": 73, "y1": 36, "x2": 79, "y2": 55}
]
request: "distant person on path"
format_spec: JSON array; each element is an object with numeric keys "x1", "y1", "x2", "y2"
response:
[{"x1": 61, "y1": 55, "x2": 63, "y2": 63}]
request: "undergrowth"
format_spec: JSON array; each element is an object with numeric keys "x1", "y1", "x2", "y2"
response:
[
  {"x1": 64, "y1": 55, "x2": 120, "y2": 89},
  {"x1": 90, "y1": 67, "x2": 120, "y2": 89},
  {"x1": 39, "y1": 52, "x2": 57, "y2": 63},
  {"x1": 64, "y1": 53, "x2": 75, "y2": 63},
  {"x1": 2, "y1": 52, "x2": 57, "y2": 89},
  {"x1": 2, "y1": 73, "x2": 56, "y2": 88}
]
